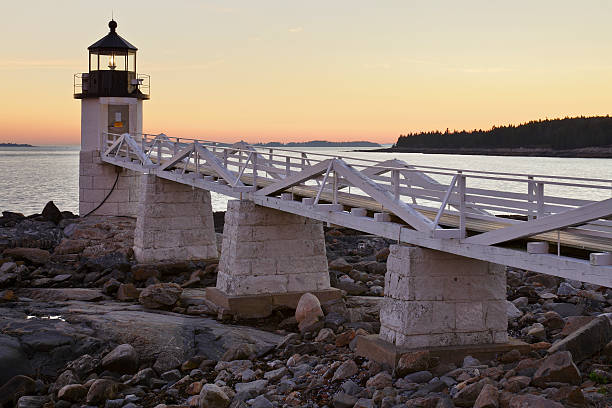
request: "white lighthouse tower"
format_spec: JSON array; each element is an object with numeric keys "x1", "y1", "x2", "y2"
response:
[{"x1": 74, "y1": 20, "x2": 149, "y2": 217}]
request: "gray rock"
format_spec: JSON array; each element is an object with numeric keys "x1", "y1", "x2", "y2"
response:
[
  {"x1": 0, "y1": 375, "x2": 36, "y2": 407},
  {"x1": 20, "y1": 330, "x2": 73, "y2": 352},
  {"x1": 332, "y1": 359, "x2": 358, "y2": 382},
  {"x1": 548, "y1": 315, "x2": 612, "y2": 362},
  {"x1": 557, "y1": 282, "x2": 579, "y2": 296},
  {"x1": 506, "y1": 301, "x2": 523, "y2": 320},
  {"x1": 333, "y1": 392, "x2": 358, "y2": 408},
  {"x1": 533, "y1": 351, "x2": 581, "y2": 387},
  {"x1": 161, "y1": 369, "x2": 182, "y2": 383},
  {"x1": 86, "y1": 379, "x2": 118, "y2": 405},
  {"x1": 153, "y1": 351, "x2": 183, "y2": 374},
  {"x1": 354, "y1": 398, "x2": 375, "y2": 408},
  {"x1": 234, "y1": 379, "x2": 268, "y2": 397},
  {"x1": 127, "y1": 368, "x2": 156, "y2": 386},
  {"x1": 101, "y1": 344, "x2": 139, "y2": 374},
  {"x1": 139, "y1": 283, "x2": 183, "y2": 309},
  {"x1": 251, "y1": 395, "x2": 273, "y2": 408},
  {"x1": 512, "y1": 296, "x2": 529, "y2": 308},
  {"x1": 264, "y1": 367, "x2": 288, "y2": 382},
  {"x1": 0, "y1": 261, "x2": 16, "y2": 273},
  {"x1": 17, "y1": 396, "x2": 48, "y2": 408},
  {"x1": 0, "y1": 334, "x2": 34, "y2": 386},
  {"x1": 104, "y1": 399, "x2": 125, "y2": 408},
  {"x1": 199, "y1": 383, "x2": 230, "y2": 408},
  {"x1": 462, "y1": 356, "x2": 481, "y2": 368},
  {"x1": 544, "y1": 302, "x2": 584, "y2": 317},
  {"x1": 341, "y1": 379, "x2": 363, "y2": 396},
  {"x1": 403, "y1": 370, "x2": 433, "y2": 383}
]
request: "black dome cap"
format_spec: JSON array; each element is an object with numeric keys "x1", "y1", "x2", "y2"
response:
[{"x1": 88, "y1": 20, "x2": 137, "y2": 52}]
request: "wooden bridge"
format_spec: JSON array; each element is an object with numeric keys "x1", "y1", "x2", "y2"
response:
[{"x1": 100, "y1": 132, "x2": 612, "y2": 287}]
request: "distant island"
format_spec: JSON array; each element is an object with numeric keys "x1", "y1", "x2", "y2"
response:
[
  {"x1": 0, "y1": 142, "x2": 34, "y2": 147},
  {"x1": 255, "y1": 140, "x2": 380, "y2": 148},
  {"x1": 374, "y1": 116, "x2": 612, "y2": 158}
]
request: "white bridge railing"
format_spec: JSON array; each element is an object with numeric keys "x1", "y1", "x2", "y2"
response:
[{"x1": 100, "y1": 131, "x2": 612, "y2": 275}]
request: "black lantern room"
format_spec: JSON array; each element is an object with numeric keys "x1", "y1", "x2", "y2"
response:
[{"x1": 74, "y1": 20, "x2": 149, "y2": 99}]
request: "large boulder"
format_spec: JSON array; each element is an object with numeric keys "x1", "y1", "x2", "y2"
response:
[
  {"x1": 3, "y1": 247, "x2": 50, "y2": 265},
  {"x1": 533, "y1": 351, "x2": 581, "y2": 387},
  {"x1": 101, "y1": 344, "x2": 139, "y2": 374},
  {"x1": 42, "y1": 201, "x2": 62, "y2": 224},
  {"x1": 0, "y1": 375, "x2": 36, "y2": 407},
  {"x1": 508, "y1": 394, "x2": 563, "y2": 408},
  {"x1": 139, "y1": 283, "x2": 183, "y2": 309},
  {"x1": 332, "y1": 359, "x2": 358, "y2": 382},
  {"x1": 547, "y1": 315, "x2": 612, "y2": 362},
  {"x1": 295, "y1": 293, "x2": 324, "y2": 332},
  {"x1": 0, "y1": 334, "x2": 34, "y2": 386}
]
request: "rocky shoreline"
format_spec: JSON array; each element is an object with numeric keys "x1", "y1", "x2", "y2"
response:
[
  {"x1": 0, "y1": 202, "x2": 611, "y2": 407},
  {"x1": 357, "y1": 146, "x2": 612, "y2": 158}
]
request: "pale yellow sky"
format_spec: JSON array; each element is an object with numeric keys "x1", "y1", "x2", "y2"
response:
[{"x1": 1, "y1": 1, "x2": 611, "y2": 144}]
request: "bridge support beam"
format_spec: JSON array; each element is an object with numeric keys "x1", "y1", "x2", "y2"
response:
[
  {"x1": 79, "y1": 150, "x2": 141, "y2": 217},
  {"x1": 356, "y1": 245, "x2": 518, "y2": 366},
  {"x1": 133, "y1": 174, "x2": 217, "y2": 263},
  {"x1": 206, "y1": 200, "x2": 341, "y2": 318}
]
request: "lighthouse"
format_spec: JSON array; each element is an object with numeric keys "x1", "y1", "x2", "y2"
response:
[{"x1": 74, "y1": 20, "x2": 149, "y2": 217}]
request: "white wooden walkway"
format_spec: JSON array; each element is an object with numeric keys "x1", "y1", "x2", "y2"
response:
[{"x1": 101, "y1": 132, "x2": 612, "y2": 287}]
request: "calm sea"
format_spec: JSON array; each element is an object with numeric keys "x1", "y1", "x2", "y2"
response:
[{"x1": 1, "y1": 145, "x2": 610, "y2": 215}]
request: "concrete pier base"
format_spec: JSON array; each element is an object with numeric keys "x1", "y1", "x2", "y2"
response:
[
  {"x1": 208, "y1": 200, "x2": 341, "y2": 318},
  {"x1": 356, "y1": 244, "x2": 515, "y2": 367},
  {"x1": 133, "y1": 174, "x2": 217, "y2": 263},
  {"x1": 379, "y1": 245, "x2": 508, "y2": 348},
  {"x1": 79, "y1": 150, "x2": 141, "y2": 217}
]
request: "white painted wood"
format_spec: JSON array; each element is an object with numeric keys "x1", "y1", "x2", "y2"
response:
[
  {"x1": 194, "y1": 144, "x2": 245, "y2": 187},
  {"x1": 281, "y1": 193, "x2": 294, "y2": 200},
  {"x1": 158, "y1": 145, "x2": 194, "y2": 171},
  {"x1": 374, "y1": 212, "x2": 391, "y2": 222},
  {"x1": 464, "y1": 198, "x2": 612, "y2": 245},
  {"x1": 351, "y1": 207, "x2": 367, "y2": 217},
  {"x1": 527, "y1": 242, "x2": 549, "y2": 254},
  {"x1": 590, "y1": 252, "x2": 612, "y2": 266},
  {"x1": 433, "y1": 174, "x2": 458, "y2": 228},
  {"x1": 333, "y1": 160, "x2": 434, "y2": 232},
  {"x1": 254, "y1": 159, "x2": 332, "y2": 197}
]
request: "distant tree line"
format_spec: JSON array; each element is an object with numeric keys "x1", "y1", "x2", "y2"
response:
[
  {"x1": 256, "y1": 140, "x2": 380, "y2": 148},
  {"x1": 395, "y1": 116, "x2": 612, "y2": 150}
]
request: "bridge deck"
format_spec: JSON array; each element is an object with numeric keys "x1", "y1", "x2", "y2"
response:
[{"x1": 98, "y1": 132, "x2": 612, "y2": 286}]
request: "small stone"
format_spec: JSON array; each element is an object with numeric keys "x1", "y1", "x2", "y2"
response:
[
  {"x1": 221, "y1": 343, "x2": 256, "y2": 362},
  {"x1": 527, "y1": 323, "x2": 547, "y2": 340},
  {"x1": 396, "y1": 350, "x2": 430, "y2": 376},
  {"x1": 295, "y1": 293, "x2": 324, "y2": 333},
  {"x1": 154, "y1": 351, "x2": 182, "y2": 373},
  {"x1": 161, "y1": 369, "x2": 182, "y2": 383},
  {"x1": 462, "y1": 355, "x2": 481, "y2": 367},
  {"x1": 329, "y1": 258, "x2": 352, "y2": 273},
  {"x1": 332, "y1": 359, "x2": 358, "y2": 382},
  {"x1": 116, "y1": 283, "x2": 140, "y2": 301},
  {"x1": 474, "y1": 384, "x2": 499, "y2": 408},
  {"x1": 453, "y1": 378, "x2": 493, "y2": 407},
  {"x1": 57, "y1": 384, "x2": 88, "y2": 402},
  {"x1": 375, "y1": 247, "x2": 390, "y2": 262},
  {"x1": 500, "y1": 349, "x2": 521, "y2": 363},
  {"x1": 101, "y1": 344, "x2": 139, "y2": 374},
  {"x1": 199, "y1": 383, "x2": 230, "y2": 408},
  {"x1": 335, "y1": 329, "x2": 356, "y2": 347},
  {"x1": 547, "y1": 315, "x2": 612, "y2": 362},
  {"x1": 139, "y1": 283, "x2": 183, "y2": 309},
  {"x1": 251, "y1": 395, "x2": 273, "y2": 408},
  {"x1": 512, "y1": 297, "x2": 529, "y2": 308},
  {"x1": 365, "y1": 372, "x2": 392, "y2": 389},
  {"x1": 506, "y1": 301, "x2": 523, "y2": 320},
  {"x1": 557, "y1": 282, "x2": 579, "y2": 296},
  {"x1": 0, "y1": 261, "x2": 16, "y2": 273},
  {"x1": 315, "y1": 328, "x2": 335, "y2": 343},
  {"x1": 333, "y1": 392, "x2": 358, "y2": 408},
  {"x1": 354, "y1": 398, "x2": 375, "y2": 408},
  {"x1": 264, "y1": 367, "x2": 288, "y2": 382},
  {"x1": 508, "y1": 394, "x2": 563, "y2": 408},
  {"x1": 234, "y1": 379, "x2": 268, "y2": 397},
  {"x1": 403, "y1": 370, "x2": 433, "y2": 383},
  {"x1": 86, "y1": 379, "x2": 117, "y2": 405}
]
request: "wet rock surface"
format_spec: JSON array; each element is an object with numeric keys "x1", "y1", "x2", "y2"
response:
[{"x1": 0, "y1": 206, "x2": 610, "y2": 407}]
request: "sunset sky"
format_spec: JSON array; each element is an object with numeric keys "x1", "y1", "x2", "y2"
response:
[{"x1": 1, "y1": 1, "x2": 611, "y2": 145}]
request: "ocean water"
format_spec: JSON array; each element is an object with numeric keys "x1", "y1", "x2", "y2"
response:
[{"x1": 0, "y1": 145, "x2": 610, "y2": 216}]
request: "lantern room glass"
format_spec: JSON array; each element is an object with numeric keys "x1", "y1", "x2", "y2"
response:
[{"x1": 88, "y1": 51, "x2": 136, "y2": 72}]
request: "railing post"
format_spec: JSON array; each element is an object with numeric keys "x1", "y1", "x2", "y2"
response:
[
  {"x1": 223, "y1": 149, "x2": 228, "y2": 168},
  {"x1": 212, "y1": 142, "x2": 217, "y2": 154},
  {"x1": 333, "y1": 170, "x2": 338, "y2": 204},
  {"x1": 157, "y1": 141, "x2": 161, "y2": 164},
  {"x1": 392, "y1": 169, "x2": 400, "y2": 200},
  {"x1": 527, "y1": 176, "x2": 535, "y2": 221},
  {"x1": 536, "y1": 182, "x2": 544, "y2": 218},
  {"x1": 301, "y1": 152, "x2": 306, "y2": 170},
  {"x1": 285, "y1": 156, "x2": 290, "y2": 177},
  {"x1": 253, "y1": 152, "x2": 258, "y2": 188},
  {"x1": 458, "y1": 172, "x2": 466, "y2": 239}
]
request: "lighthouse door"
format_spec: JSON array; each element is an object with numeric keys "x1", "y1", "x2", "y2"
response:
[{"x1": 107, "y1": 104, "x2": 130, "y2": 135}]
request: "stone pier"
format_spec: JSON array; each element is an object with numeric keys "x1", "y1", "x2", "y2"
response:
[
  {"x1": 206, "y1": 200, "x2": 341, "y2": 318},
  {"x1": 79, "y1": 150, "x2": 141, "y2": 217},
  {"x1": 356, "y1": 245, "x2": 522, "y2": 366},
  {"x1": 133, "y1": 174, "x2": 217, "y2": 263}
]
